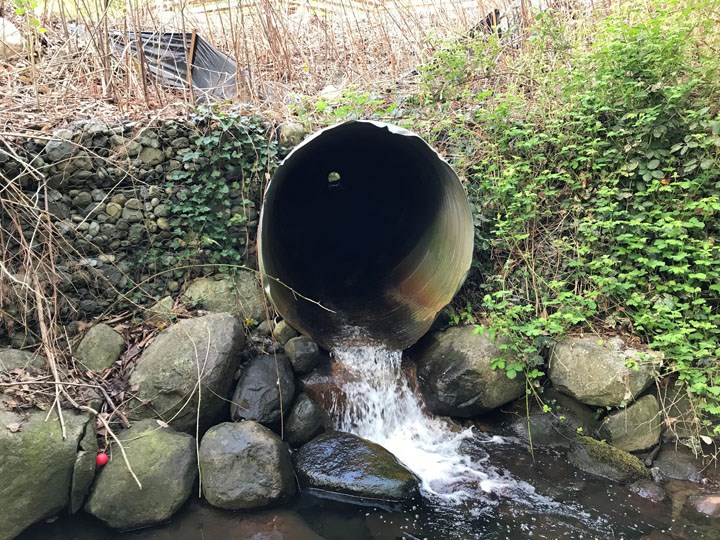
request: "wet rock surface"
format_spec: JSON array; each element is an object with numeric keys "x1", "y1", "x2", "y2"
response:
[
  {"x1": 294, "y1": 431, "x2": 420, "y2": 502},
  {"x1": 0, "y1": 405, "x2": 93, "y2": 539},
  {"x1": 286, "y1": 393, "x2": 326, "y2": 446},
  {"x1": 199, "y1": 421, "x2": 295, "y2": 510},
  {"x1": 128, "y1": 313, "x2": 245, "y2": 432},
  {"x1": 230, "y1": 354, "x2": 295, "y2": 424},
  {"x1": 84, "y1": 419, "x2": 196, "y2": 530},
  {"x1": 549, "y1": 336, "x2": 658, "y2": 407},
  {"x1": 285, "y1": 336, "x2": 322, "y2": 375},
  {"x1": 567, "y1": 436, "x2": 650, "y2": 483},
  {"x1": 415, "y1": 326, "x2": 525, "y2": 416}
]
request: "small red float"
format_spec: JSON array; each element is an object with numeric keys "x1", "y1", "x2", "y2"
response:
[{"x1": 96, "y1": 452, "x2": 109, "y2": 466}]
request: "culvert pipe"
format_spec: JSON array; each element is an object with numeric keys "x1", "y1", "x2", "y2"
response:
[{"x1": 258, "y1": 120, "x2": 474, "y2": 351}]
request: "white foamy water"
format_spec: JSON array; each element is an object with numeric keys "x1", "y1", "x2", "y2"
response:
[{"x1": 329, "y1": 344, "x2": 565, "y2": 511}]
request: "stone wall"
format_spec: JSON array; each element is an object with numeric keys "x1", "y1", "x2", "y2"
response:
[{"x1": 0, "y1": 115, "x2": 291, "y2": 348}]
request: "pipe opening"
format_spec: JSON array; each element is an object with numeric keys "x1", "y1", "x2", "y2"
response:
[{"x1": 259, "y1": 121, "x2": 473, "y2": 350}]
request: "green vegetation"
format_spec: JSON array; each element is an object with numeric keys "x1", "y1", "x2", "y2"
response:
[{"x1": 292, "y1": 0, "x2": 720, "y2": 433}]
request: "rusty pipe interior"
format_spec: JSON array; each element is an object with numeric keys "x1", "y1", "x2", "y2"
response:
[{"x1": 258, "y1": 120, "x2": 474, "y2": 351}]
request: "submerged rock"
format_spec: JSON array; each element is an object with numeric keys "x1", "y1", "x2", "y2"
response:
[
  {"x1": 568, "y1": 436, "x2": 650, "y2": 483},
  {"x1": 230, "y1": 354, "x2": 295, "y2": 424},
  {"x1": 128, "y1": 313, "x2": 244, "y2": 432},
  {"x1": 294, "y1": 431, "x2": 419, "y2": 502},
  {"x1": 683, "y1": 493, "x2": 720, "y2": 518},
  {"x1": 184, "y1": 272, "x2": 265, "y2": 323},
  {"x1": 549, "y1": 336, "x2": 658, "y2": 408},
  {"x1": 84, "y1": 420, "x2": 196, "y2": 530},
  {"x1": 0, "y1": 406, "x2": 93, "y2": 539},
  {"x1": 74, "y1": 323, "x2": 125, "y2": 372},
  {"x1": 415, "y1": 326, "x2": 525, "y2": 416},
  {"x1": 199, "y1": 421, "x2": 295, "y2": 510},
  {"x1": 599, "y1": 395, "x2": 662, "y2": 452}
]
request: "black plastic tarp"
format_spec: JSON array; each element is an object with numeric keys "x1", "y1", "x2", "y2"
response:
[{"x1": 110, "y1": 31, "x2": 238, "y2": 100}]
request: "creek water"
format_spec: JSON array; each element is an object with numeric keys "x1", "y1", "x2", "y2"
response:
[{"x1": 21, "y1": 345, "x2": 717, "y2": 540}]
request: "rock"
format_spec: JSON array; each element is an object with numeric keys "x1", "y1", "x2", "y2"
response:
[
  {"x1": 128, "y1": 313, "x2": 245, "y2": 432},
  {"x1": 549, "y1": 336, "x2": 658, "y2": 407},
  {"x1": 568, "y1": 436, "x2": 650, "y2": 483},
  {"x1": 144, "y1": 296, "x2": 175, "y2": 325},
  {"x1": 0, "y1": 18, "x2": 24, "y2": 60},
  {"x1": 278, "y1": 122, "x2": 307, "y2": 148},
  {"x1": 272, "y1": 320, "x2": 298, "y2": 345},
  {"x1": 285, "y1": 336, "x2": 322, "y2": 375},
  {"x1": 0, "y1": 406, "x2": 93, "y2": 539},
  {"x1": 415, "y1": 327, "x2": 525, "y2": 416},
  {"x1": 509, "y1": 388, "x2": 601, "y2": 447},
  {"x1": 629, "y1": 479, "x2": 666, "y2": 503},
  {"x1": 0, "y1": 348, "x2": 45, "y2": 371},
  {"x1": 84, "y1": 420, "x2": 196, "y2": 530},
  {"x1": 70, "y1": 418, "x2": 97, "y2": 513},
  {"x1": 230, "y1": 355, "x2": 295, "y2": 424},
  {"x1": 286, "y1": 393, "x2": 325, "y2": 446},
  {"x1": 653, "y1": 444, "x2": 703, "y2": 482},
  {"x1": 600, "y1": 395, "x2": 662, "y2": 452},
  {"x1": 124, "y1": 197, "x2": 142, "y2": 210},
  {"x1": 105, "y1": 202, "x2": 122, "y2": 218},
  {"x1": 184, "y1": 273, "x2": 266, "y2": 323},
  {"x1": 75, "y1": 323, "x2": 125, "y2": 372},
  {"x1": 199, "y1": 421, "x2": 295, "y2": 510},
  {"x1": 658, "y1": 380, "x2": 704, "y2": 441},
  {"x1": 683, "y1": 494, "x2": 720, "y2": 518},
  {"x1": 294, "y1": 431, "x2": 420, "y2": 502},
  {"x1": 138, "y1": 146, "x2": 165, "y2": 167},
  {"x1": 121, "y1": 206, "x2": 143, "y2": 223}
]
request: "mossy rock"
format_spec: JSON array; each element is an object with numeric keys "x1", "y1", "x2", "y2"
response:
[{"x1": 568, "y1": 436, "x2": 650, "y2": 483}]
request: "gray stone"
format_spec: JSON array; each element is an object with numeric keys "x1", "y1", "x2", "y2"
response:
[
  {"x1": 45, "y1": 138, "x2": 75, "y2": 162},
  {"x1": 0, "y1": 349, "x2": 45, "y2": 371},
  {"x1": 272, "y1": 319, "x2": 298, "y2": 345},
  {"x1": 105, "y1": 202, "x2": 122, "y2": 218},
  {"x1": 144, "y1": 296, "x2": 175, "y2": 325},
  {"x1": 0, "y1": 406, "x2": 93, "y2": 539},
  {"x1": 84, "y1": 420, "x2": 196, "y2": 530},
  {"x1": 549, "y1": 336, "x2": 658, "y2": 407},
  {"x1": 568, "y1": 436, "x2": 650, "y2": 483},
  {"x1": 278, "y1": 122, "x2": 307, "y2": 148},
  {"x1": 284, "y1": 336, "x2": 321, "y2": 375},
  {"x1": 121, "y1": 207, "x2": 143, "y2": 223},
  {"x1": 184, "y1": 273, "x2": 266, "y2": 323},
  {"x1": 75, "y1": 323, "x2": 125, "y2": 372},
  {"x1": 230, "y1": 355, "x2": 295, "y2": 424},
  {"x1": 70, "y1": 418, "x2": 97, "y2": 513},
  {"x1": 128, "y1": 222, "x2": 145, "y2": 243},
  {"x1": 72, "y1": 191, "x2": 93, "y2": 209},
  {"x1": 654, "y1": 444, "x2": 703, "y2": 482},
  {"x1": 110, "y1": 193, "x2": 127, "y2": 206},
  {"x1": 124, "y1": 197, "x2": 142, "y2": 210},
  {"x1": 658, "y1": 380, "x2": 705, "y2": 440},
  {"x1": 415, "y1": 326, "x2": 525, "y2": 416},
  {"x1": 156, "y1": 217, "x2": 171, "y2": 230},
  {"x1": 600, "y1": 395, "x2": 662, "y2": 452},
  {"x1": 199, "y1": 421, "x2": 295, "y2": 510},
  {"x1": 294, "y1": 431, "x2": 419, "y2": 502},
  {"x1": 128, "y1": 313, "x2": 244, "y2": 432},
  {"x1": 154, "y1": 203, "x2": 169, "y2": 217},
  {"x1": 138, "y1": 146, "x2": 165, "y2": 167},
  {"x1": 0, "y1": 17, "x2": 24, "y2": 60},
  {"x1": 628, "y1": 479, "x2": 666, "y2": 503},
  {"x1": 286, "y1": 393, "x2": 325, "y2": 446}
]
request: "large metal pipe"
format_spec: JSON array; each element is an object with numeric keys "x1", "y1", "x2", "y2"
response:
[{"x1": 258, "y1": 120, "x2": 473, "y2": 351}]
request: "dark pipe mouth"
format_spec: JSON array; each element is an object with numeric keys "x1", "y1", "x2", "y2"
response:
[{"x1": 259, "y1": 121, "x2": 473, "y2": 351}]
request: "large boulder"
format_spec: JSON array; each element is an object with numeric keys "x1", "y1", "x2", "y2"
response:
[
  {"x1": 415, "y1": 327, "x2": 525, "y2": 416},
  {"x1": 286, "y1": 393, "x2": 325, "y2": 446},
  {"x1": 184, "y1": 272, "x2": 266, "y2": 323},
  {"x1": 74, "y1": 323, "x2": 125, "y2": 372},
  {"x1": 0, "y1": 406, "x2": 93, "y2": 539},
  {"x1": 549, "y1": 336, "x2": 658, "y2": 407},
  {"x1": 599, "y1": 395, "x2": 662, "y2": 452},
  {"x1": 230, "y1": 355, "x2": 295, "y2": 424},
  {"x1": 84, "y1": 420, "x2": 196, "y2": 530},
  {"x1": 0, "y1": 348, "x2": 45, "y2": 371},
  {"x1": 128, "y1": 313, "x2": 244, "y2": 432},
  {"x1": 294, "y1": 431, "x2": 419, "y2": 502},
  {"x1": 199, "y1": 421, "x2": 295, "y2": 510}
]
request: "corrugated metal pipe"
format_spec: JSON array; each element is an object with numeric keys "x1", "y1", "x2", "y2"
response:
[{"x1": 258, "y1": 120, "x2": 474, "y2": 351}]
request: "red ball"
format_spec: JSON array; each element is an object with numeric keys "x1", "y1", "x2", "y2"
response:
[{"x1": 96, "y1": 452, "x2": 109, "y2": 466}]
